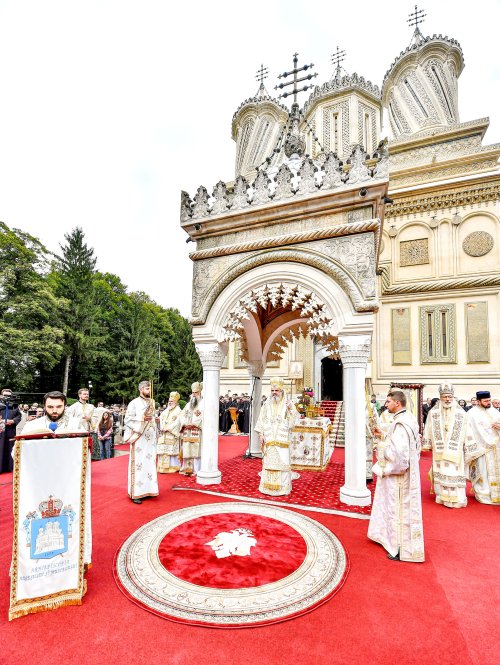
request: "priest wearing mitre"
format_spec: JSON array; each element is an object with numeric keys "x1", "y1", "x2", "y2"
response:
[
  {"x1": 423, "y1": 382, "x2": 481, "y2": 508},
  {"x1": 255, "y1": 377, "x2": 298, "y2": 496},
  {"x1": 179, "y1": 382, "x2": 203, "y2": 476},
  {"x1": 157, "y1": 391, "x2": 182, "y2": 473}
]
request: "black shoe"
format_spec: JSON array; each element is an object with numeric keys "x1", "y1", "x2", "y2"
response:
[
  {"x1": 132, "y1": 498, "x2": 142, "y2": 504},
  {"x1": 387, "y1": 552, "x2": 400, "y2": 560}
]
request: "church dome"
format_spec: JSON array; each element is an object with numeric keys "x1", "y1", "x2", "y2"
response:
[
  {"x1": 231, "y1": 83, "x2": 289, "y2": 179},
  {"x1": 301, "y1": 72, "x2": 382, "y2": 159},
  {"x1": 382, "y1": 33, "x2": 464, "y2": 138}
]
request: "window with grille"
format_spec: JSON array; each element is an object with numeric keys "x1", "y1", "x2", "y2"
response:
[{"x1": 419, "y1": 304, "x2": 456, "y2": 363}]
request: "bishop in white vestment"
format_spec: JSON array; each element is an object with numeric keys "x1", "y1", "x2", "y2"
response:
[
  {"x1": 255, "y1": 377, "x2": 298, "y2": 496},
  {"x1": 368, "y1": 389, "x2": 425, "y2": 562},
  {"x1": 423, "y1": 383, "x2": 481, "y2": 508},
  {"x1": 179, "y1": 382, "x2": 203, "y2": 475},
  {"x1": 124, "y1": 381, "x2": 159, "y2": 503},
  {"x1": 157, "y1": 392, "x2": 182, "y2": 473},
  {"x1": 466, "y1": 390, "x2": 500, "y2": 505}
]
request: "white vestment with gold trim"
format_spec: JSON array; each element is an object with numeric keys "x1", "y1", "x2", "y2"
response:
[
  {"x1": 124, "y1": 397, "x2": 159, "y2": 499},
  {"x1": 157, "y1": 404, "x2": 181, "y2": 473},
  {"x1": 423, "y1": 404, "x2": 481, "y2": 508},
  {"x1": 368, "y1": 410, "x2": 425, "y2": 562},
  {"x1": 466, "y1": 405, "x2": 500, "y2": 505},
  {"x1": 179, "y1": 399, "x2": 203, "y2": 475},
  {"x1": 255, "y1": 395, "x2": 297, "y2": 496}
]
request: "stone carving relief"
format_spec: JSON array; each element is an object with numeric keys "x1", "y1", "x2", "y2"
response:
[
  {"x1": 338, "y1": 340, "x2": 371, "y2": 368},
  {"x1": 462, "y1": 231, "x2": 494, "y2": 257},
  {"x1": 322, "y1": 100, "x2": 350, "y2": 156},
  {"x1": 389, "y1": 158, "x2": 499, "y2": 189},
  {"x1": 399, "y1": 238, "x2": 429, "y2": 266},
  {"x1": 388, "y1": 136, "x2": 484, "y2": 170}
]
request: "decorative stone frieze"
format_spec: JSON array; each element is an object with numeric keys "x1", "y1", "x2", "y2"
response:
[
  {"x1": 180, "y1": 147, "x2": 388, "y2": 222},
  {"x1": 384, "y1": 182, "x2": 500, "y2": 219},
  {"x1": 378, "y1": 264, "x2": 500, "y2": 295}
]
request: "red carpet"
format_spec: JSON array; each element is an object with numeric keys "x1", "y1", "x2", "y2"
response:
[
  {"x1": 158, "y1": 512, "x2": 307, "y2": 588},
  {"x1": 0, "y1": 438, "x2": 499, "y2": 664},
  {"x1": 114, "y1": 501, "x2": 348, "y2": 627},
  {"x1": 173, "y1": 452, "x2": 374, "y2": 517}
]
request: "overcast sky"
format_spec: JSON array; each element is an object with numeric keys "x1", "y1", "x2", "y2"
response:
[{"x1": 0, "y1": 0, "x2": 499, "y2": 316}]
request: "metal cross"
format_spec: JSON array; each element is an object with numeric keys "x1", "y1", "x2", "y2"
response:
[
  {"x1": 255, "y1": 64, "x2": 269, "y2": 85},
  {"x1": 407, "y1": 4, "x2": 426, "y2": 30},
  {"x1": 331, "y1": 46, "x2": 346, "y2": 74},
  {"x1": 275, "y1": 53, "x2": 318, "y2": 104}
]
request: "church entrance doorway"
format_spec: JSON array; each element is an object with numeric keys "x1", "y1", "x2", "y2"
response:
[{"x1": 321, "y1": 357, "x2": 343, "y2": 400}]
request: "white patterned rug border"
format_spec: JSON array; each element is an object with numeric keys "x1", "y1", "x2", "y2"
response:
[{"x1": 171, "y1": 486, "x2": 370, "y2": 520}]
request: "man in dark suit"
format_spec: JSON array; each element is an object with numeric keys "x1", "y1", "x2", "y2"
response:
[{"x1": 0, "y1": 388, "x2": 22, "y2": 473}]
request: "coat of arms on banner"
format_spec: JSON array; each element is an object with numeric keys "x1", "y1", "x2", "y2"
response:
[{"x1": 22, "y1": 495, "x2": 76, "y2": 559}]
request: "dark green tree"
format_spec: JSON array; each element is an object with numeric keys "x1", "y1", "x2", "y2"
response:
[
  {"x1": 0, "y1": 221, "x2": 65, "y2": 390},
  {"x1": 52, "y1": 227, "x2": 97, "y2": 394},
  {"x1": 164, "y1": 308, "x2": 202, "y2": 399}
]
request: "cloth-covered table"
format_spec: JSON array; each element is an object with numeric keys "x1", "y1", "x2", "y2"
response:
[{"x1": 291, "y1": 417, "x2": 333, "y2": 471}]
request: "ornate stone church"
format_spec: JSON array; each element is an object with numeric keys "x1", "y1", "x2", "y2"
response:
[{"x1": 179, "y1": 17, "x2": 499, "y2": 502}]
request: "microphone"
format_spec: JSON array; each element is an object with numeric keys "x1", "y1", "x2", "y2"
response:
[{"x1": 48, "y1": 422, "x2": 58, "y2": 432}]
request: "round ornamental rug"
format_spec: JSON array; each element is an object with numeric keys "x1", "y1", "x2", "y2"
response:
[{"x1": 114, "y1": 502, "x2": 349, "y2": 627}]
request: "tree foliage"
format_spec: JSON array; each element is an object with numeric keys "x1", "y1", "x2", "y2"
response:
[{"x1": 0, "y1": 222, "x2": 200, "y2": 402}]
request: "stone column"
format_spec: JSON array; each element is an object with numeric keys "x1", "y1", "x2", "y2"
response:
[
  {"x1": 195, "y1": 342, "x2": 227, "y2": 485},
  {"x1": 246, "y1": 360, "x2": 265, "y2": 457},
  {"x1": 338, "y1": 335, "x2": 372, "y2": 506}
]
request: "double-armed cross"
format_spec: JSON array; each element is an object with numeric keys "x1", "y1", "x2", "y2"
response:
[
  {"x1": 274, "y1": 53, "x2": 318, "y2": 104},
  {"x1": 407, "y1": 4, "x2": 426, "y2": 30},
  {"x1": 255, "y1": 64, "x2": 269, "y2": 85},
  {"x1": 331, "y1": 46, "x2": 346, "y2": 78}
]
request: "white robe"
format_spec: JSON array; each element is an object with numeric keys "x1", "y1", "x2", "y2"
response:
[
  {"x1": 157, "y1": 405, "x2": 181, "y2": 473},
  {"x1": 66, "y1": 401, "x2": 96, "y2": 432},
  {"x1": 255, "y1": 394, "x2": 297, "y2": 496},
  {"x1": 423, "y1": 404, "x2": 481, "y2": 508},
  {"x1": 124, "y1": 397, "x2": 159, "y2": 499},
  {"x1": 368, "y1": 409, "x2": 425, "y2": 562},
  {"x1": 21, "y1": 414, "x2": 92, "y2": 567},
  {"x1": 179, "y1": 399, "x2": 203, "y2": 475},
  {"x1": 466, "y1": 406, "x2": 500, "y2": 505}
]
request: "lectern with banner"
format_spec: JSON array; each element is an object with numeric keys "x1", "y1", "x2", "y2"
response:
[{"x1": 9, "y1": 431, "x2": 90, "y2": 620}]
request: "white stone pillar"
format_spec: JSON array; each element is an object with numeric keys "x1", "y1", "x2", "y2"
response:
[
  {"x1": 247, "y1": 360, "x2": 265, "y2": 457},
  {"x1": 338, "y1": 335, "x2": 372, "y2": 506},
  {"x1": 195, "y1": 342, "x2": 227, "y2": 485}
]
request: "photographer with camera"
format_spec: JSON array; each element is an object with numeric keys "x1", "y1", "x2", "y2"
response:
[{"x1": 0, "y1": 388, "x2": 22, "y2": 473}]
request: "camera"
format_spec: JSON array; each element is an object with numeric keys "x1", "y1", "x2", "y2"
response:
[{"x1": 0, "y1": 393, "x2": 18, "y2": 409}]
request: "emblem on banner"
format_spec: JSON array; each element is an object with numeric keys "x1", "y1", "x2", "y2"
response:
[{"x1": 22, "y1": 495, "x2": 76, "y2": 559}]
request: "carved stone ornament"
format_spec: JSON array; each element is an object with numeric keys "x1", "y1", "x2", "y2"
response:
[
  {"x1": 211, "y1": 181, "x2": 230, "y2": 215},
  {"x1": 180, "y1": 190, "x2": 193, "y2": 222},
  {"x1": 322, "y1": 152, "x2": 343, "y2": 189},
  {"x1": 192, "y1": 185, "x2": 210, "y2": 219},
  {"x1": 338, "y1": 340, "x2": 371, "y2": 368},
  {"x1": 231, "y1": 175, "x2": 250, "y2": 210},
  {"x1": 274, "y1": 163, "x2": 295, "y2": 200},
  {"x1": 195, "y1": 345, "x2": 226, "y2": 370},
  {"x1": 297, "y1": 157, "x2": 318, "y2": 195},
  {"x1": 400, "y1": 238, "x2": 429, "y2": 267},
  {"x1": 462, "y1": 231, "x2": 494, "y2": 257},
  {"x1": 347, "y1": 145, "x2": 371, "y2": 184},
  {"x1": 252, "y1": 169, "x2": 272, "y2": 205}
]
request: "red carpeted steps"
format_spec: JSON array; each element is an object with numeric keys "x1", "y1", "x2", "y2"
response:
[{"x1": 321, "y1": 400, "x2": 345, "y2": 447}]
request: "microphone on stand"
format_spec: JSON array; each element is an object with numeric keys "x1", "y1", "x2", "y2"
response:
[{"x1": 48, "y1": 422, "x2": 58, "y2": 432}]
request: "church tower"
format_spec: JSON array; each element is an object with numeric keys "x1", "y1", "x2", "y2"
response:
[
  {"x1": 381, "y1": 28, "x2": 464, "y2": 138},
  {"x1": 301, "y1": 52, "x2": 383, "y2": 159},
  {"x1": 231, "y1": 72, "x2": 289, "y2": 179}
]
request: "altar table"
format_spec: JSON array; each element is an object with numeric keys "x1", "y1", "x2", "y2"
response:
[{"x1": 290, "y1": 417, "x2": 333, "y2": 471}]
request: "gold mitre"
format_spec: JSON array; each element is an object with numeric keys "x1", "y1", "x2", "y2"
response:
[
  {"x1": 169, "y1": 391, "x2": 180, "y2": 402},
  {"x1": 191, "y1": 381, "x2": 203, "y2": 393},
  {"x1": 270, "y1": 377, "x2": 284, "y2": 389},
  {"x1": 438, "y1": 382, "x2": 454, "y2": 395}
]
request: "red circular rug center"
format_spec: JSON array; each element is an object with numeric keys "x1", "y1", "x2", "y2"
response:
[{"x1": 158, "y1": 512, "x2": 307, "y2": 589}]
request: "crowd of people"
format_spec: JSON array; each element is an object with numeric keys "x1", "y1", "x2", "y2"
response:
[{"x1": 218, "y1": 393, "x2": 251, "y2": 434}]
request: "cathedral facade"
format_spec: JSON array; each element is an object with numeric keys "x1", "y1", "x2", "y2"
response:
[{"x1": 218, "y1": 26, "x2": 500, "y2": 402}]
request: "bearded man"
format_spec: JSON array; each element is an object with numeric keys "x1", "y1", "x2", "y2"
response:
[
  {"x1": 157, "y1": 392, "x2": 182, "y2": 473},
  {"x1": 423, "y1": 383, "x2": 481, "y2": 508},
  {"x1": 21, "y1": 391, "x2": 92, "y2": 568},
  {"x1": 368, "y1": 390, "x2": 424, "y2": 562},
  {"x1": 466, "y1": 390, "x2": 500, "y2": 505},
  {"x1": 255, "y1": 377, "x2": 297, "y2": 496},
  {"x1": 124, "y1": 381, "x2": 159, "y2": 504},
  {"x1": 179, "y1": 382, "x2": 203, "y2": 476}
]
